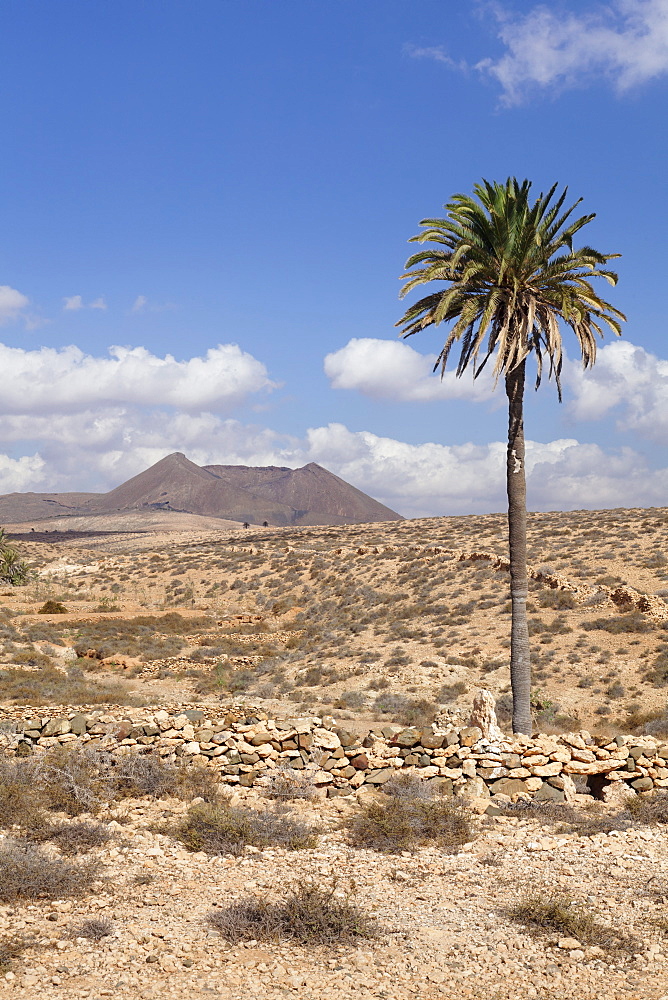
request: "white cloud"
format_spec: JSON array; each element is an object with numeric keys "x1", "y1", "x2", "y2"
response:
[
  {"x1": 132, "y1": 295, "x2": 148, "y2": 312},
  {"x1": 0, "y1": 286, "x2": 30, "y2": 325},
  {"x1": 0, "y1": 453, "x2": 47, "y2": 494},
  {"x1": 0, "y1": 342, "x2": 276, "y2": 414},
  {"x1": 0, "y1": 404, "x2": 664, "y2": 517},
  {"x1": 301, "y1": 424, "x2": 668, "y2": 516},
  {"x1": 324, "y1": 338, "x2": 497, "y2": 403},
  {"x1": 478, "y1": 0, "x2": 668, "y2": 105},
  {"x1": 303, "y1": 424, "x2": 668, "y2": 516},
  {"x1": 64, "y1": 295, "x2": 107, "y2": 311},
  {"x1": 566, "y1": 339, "x2": 668, "y2": 442},
  {"x1": 404, "y1": 43, "x2": 466, "y2": 70}
]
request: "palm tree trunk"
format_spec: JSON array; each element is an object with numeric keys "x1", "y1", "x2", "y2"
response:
[{"x1": 505, "y1": 360, "x2": 532, "y2": 735}]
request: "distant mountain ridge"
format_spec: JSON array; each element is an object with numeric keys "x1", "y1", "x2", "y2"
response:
[{"x1": 0, "y1": 453, "x2": 402, "y2": 527}]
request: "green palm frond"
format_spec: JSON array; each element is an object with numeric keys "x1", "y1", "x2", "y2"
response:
[{"x1": 396, "y1": 177, "x2": 625, "y2": 389}]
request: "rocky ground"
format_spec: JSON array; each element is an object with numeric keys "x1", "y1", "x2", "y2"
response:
[
  {"x1": 3, "y1": 510, "x2": 668, "y2": 997},
  {"x1": 3, "y1": 786, "x2": 668, "y2": 1000}
]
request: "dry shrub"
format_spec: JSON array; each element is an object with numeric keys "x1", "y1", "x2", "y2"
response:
[
  {"x1": 176, "y1": 801, "x2": 317, "y2": 856},
  {"x1": 0, "y1": 757, "x2": 48, "y2": 832},
  {"x1": 38, "y1": 600, "x2": 68, "y2": 614},
  {"x1": 264, "y1": 766, "x2": 317, "y2": 801},
  {"x1": 0, "y1": 665, "x2": 143, "y2": 706},
  {"x1": 46, "y1": 821, "x2": 111, "y2": 855},
  {"x1": 0, "y1": 840, "x2": 102, "y2": 902},
  {"x1": 538, "y1": 589, "x2": 577, "y2": 610},
  {"x1": 2, "y1": 749, "x2": 219, "y2": 826},
  {"x1": 583, "y1": 612, "x2": 653, "y2": 634},
  {"x1": 0, "y1": 935, "x2": 33, "y2": 973},
  {"x1": 68, "y1": 917, "x2": 114, "y2": 940},
  {"x1": 508, "y1": 892, "x2": 636, "y2": 952},
  {"x1": 347, "y1": 790, "x2": 473, "y2": 853},
  {"x1": 207, "y1": 878, "x2": 380, "y2": 945},
  {"x1": 624, "y1": 791, "x2": 668, "y2": 825},
  {"x1": 111, "y1": 753, "x2": 215, "y2": 801},
  {"x1": 36, "y1": 747, "x2": 112, "y2": 816}
]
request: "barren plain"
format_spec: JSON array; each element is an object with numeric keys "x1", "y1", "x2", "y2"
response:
[{"x1": 2, "y1": 508, "x2": 668, "y2": 999}]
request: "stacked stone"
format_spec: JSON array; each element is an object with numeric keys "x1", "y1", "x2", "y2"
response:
[{"x1": 2, "y1": 710, "x2": 668, "y2": 802}]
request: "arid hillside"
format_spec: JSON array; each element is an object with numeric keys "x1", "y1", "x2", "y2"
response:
[
  {"x1": 3, "y1": 504, "x2": 668, "y2": 736},
  {"x1": 2, "y1": 509, "x2": 668, "y2": 1000}
]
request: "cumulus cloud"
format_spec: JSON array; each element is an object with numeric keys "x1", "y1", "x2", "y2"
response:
[
  {"x1": 324, "y1": 338, "x2": 497, "y2": 403},
  {"x1": 0, "y1": 453, "x2": 47, "y2": 493},
  {"x1": 301, "y1": 424, "x2": 668, "y2": 517},
  {"x1": 0, "y1": 405, "x2": 664, "y2": 517},
  {"x1": 90, "y1": 297, "x2": 107, "y2": 310},
  {"x1": 300, "y1": 423, "x2": 655, "y2": 516},
  {"x1": 478, "y1": 0, "x2": 668, "y2": 105},
  {"x1": 566, "y1": 339, "x2": 668, "y2": 442},
  {"x1": 0, "y1": 342, "x2": 276, "y2": 414},
  {"x1": 0, "y1": 286, "x2": 30, "y2": 325},
  {"x1": 132, "y1": 295, "x2": 148, "y2": 312}
]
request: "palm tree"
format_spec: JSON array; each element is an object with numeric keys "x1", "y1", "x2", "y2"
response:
[{"x1": 396, "y1": 178, "x2": 624, "y2": 734}]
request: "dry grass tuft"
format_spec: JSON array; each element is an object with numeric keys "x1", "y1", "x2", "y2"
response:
[{"x1": 207, "y1": 878, "x2": 380, "y2": 945}]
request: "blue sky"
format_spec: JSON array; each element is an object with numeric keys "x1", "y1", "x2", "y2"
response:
[{"x1": 2, "y1": 0, "x2": 668, "y2": 517}]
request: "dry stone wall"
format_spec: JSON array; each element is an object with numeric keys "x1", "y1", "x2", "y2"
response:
[{"x1": 2, "y1": 708, "x2": 668, "y2": 806}]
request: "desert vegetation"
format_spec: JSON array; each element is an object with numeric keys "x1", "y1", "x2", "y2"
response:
[{"x1": 1, "y1": 512, "x2": 668, "y2": 996}]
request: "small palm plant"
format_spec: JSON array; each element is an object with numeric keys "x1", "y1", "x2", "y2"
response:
[
  {"x1": 396, "y1": 178, "x2": 625, "y2": 733},
  {"x1": 0, "y1": 530, "x2": 31, "y2": 586}
]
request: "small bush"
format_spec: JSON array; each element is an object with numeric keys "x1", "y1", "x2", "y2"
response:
[
  {"x1": 0, "y1": 665, "x2": 144, "y2": 706},
  {"x1": 0, "y1": 935, "x2": 32, "y2": 973},
  {"x1": 624, "y1": 791, "x2": 668, "y2": 825},
  {"x1": 0, "y1": 839, "x2": 102, "y2": 902},
  {"x1": 68, "y1": 917, "x2": 114, "y2": 941},
  {"x1": 207, "y1": 878, "x2": 380, "y2": 945},
  {"x1": 36, "y1": 747, "x2": 112, "y2": 816},
  {"x1": 436, "y1": 680, "x2": 467, "y2": 701},
  {"x1": 538, "y1": 589, "x2": 577, "y2": 610},
  {"x1": 372, "y1": 693, "x2": 438, "y2": 726},
  {"x1": 46, "y1": 821, "x2": 111, "y2": 855},
  {"x1": 38, "y1": 600, "x2": 68, "y2": 614},
  {"x1": 583, "y1": 612, "x2": 653, "y2": 634},
  {"x1": 175, "y1": 801, "x2": 318, "y2": 855},
  {"x1": 508, "y1": 892, "x2": 635, "y2": 952},
  {"x1": 347, "y1": 793, "x2": 473, "y2": 853},
  {"x1": 0, "y1": 758, "x2": 49, "y2": 832},
  {"x1": 264, "y1": 766, "x2": 317, "y2": 801},
  {"x1": 111, "y1": 753, "x2": 215, "y2": 801}
]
